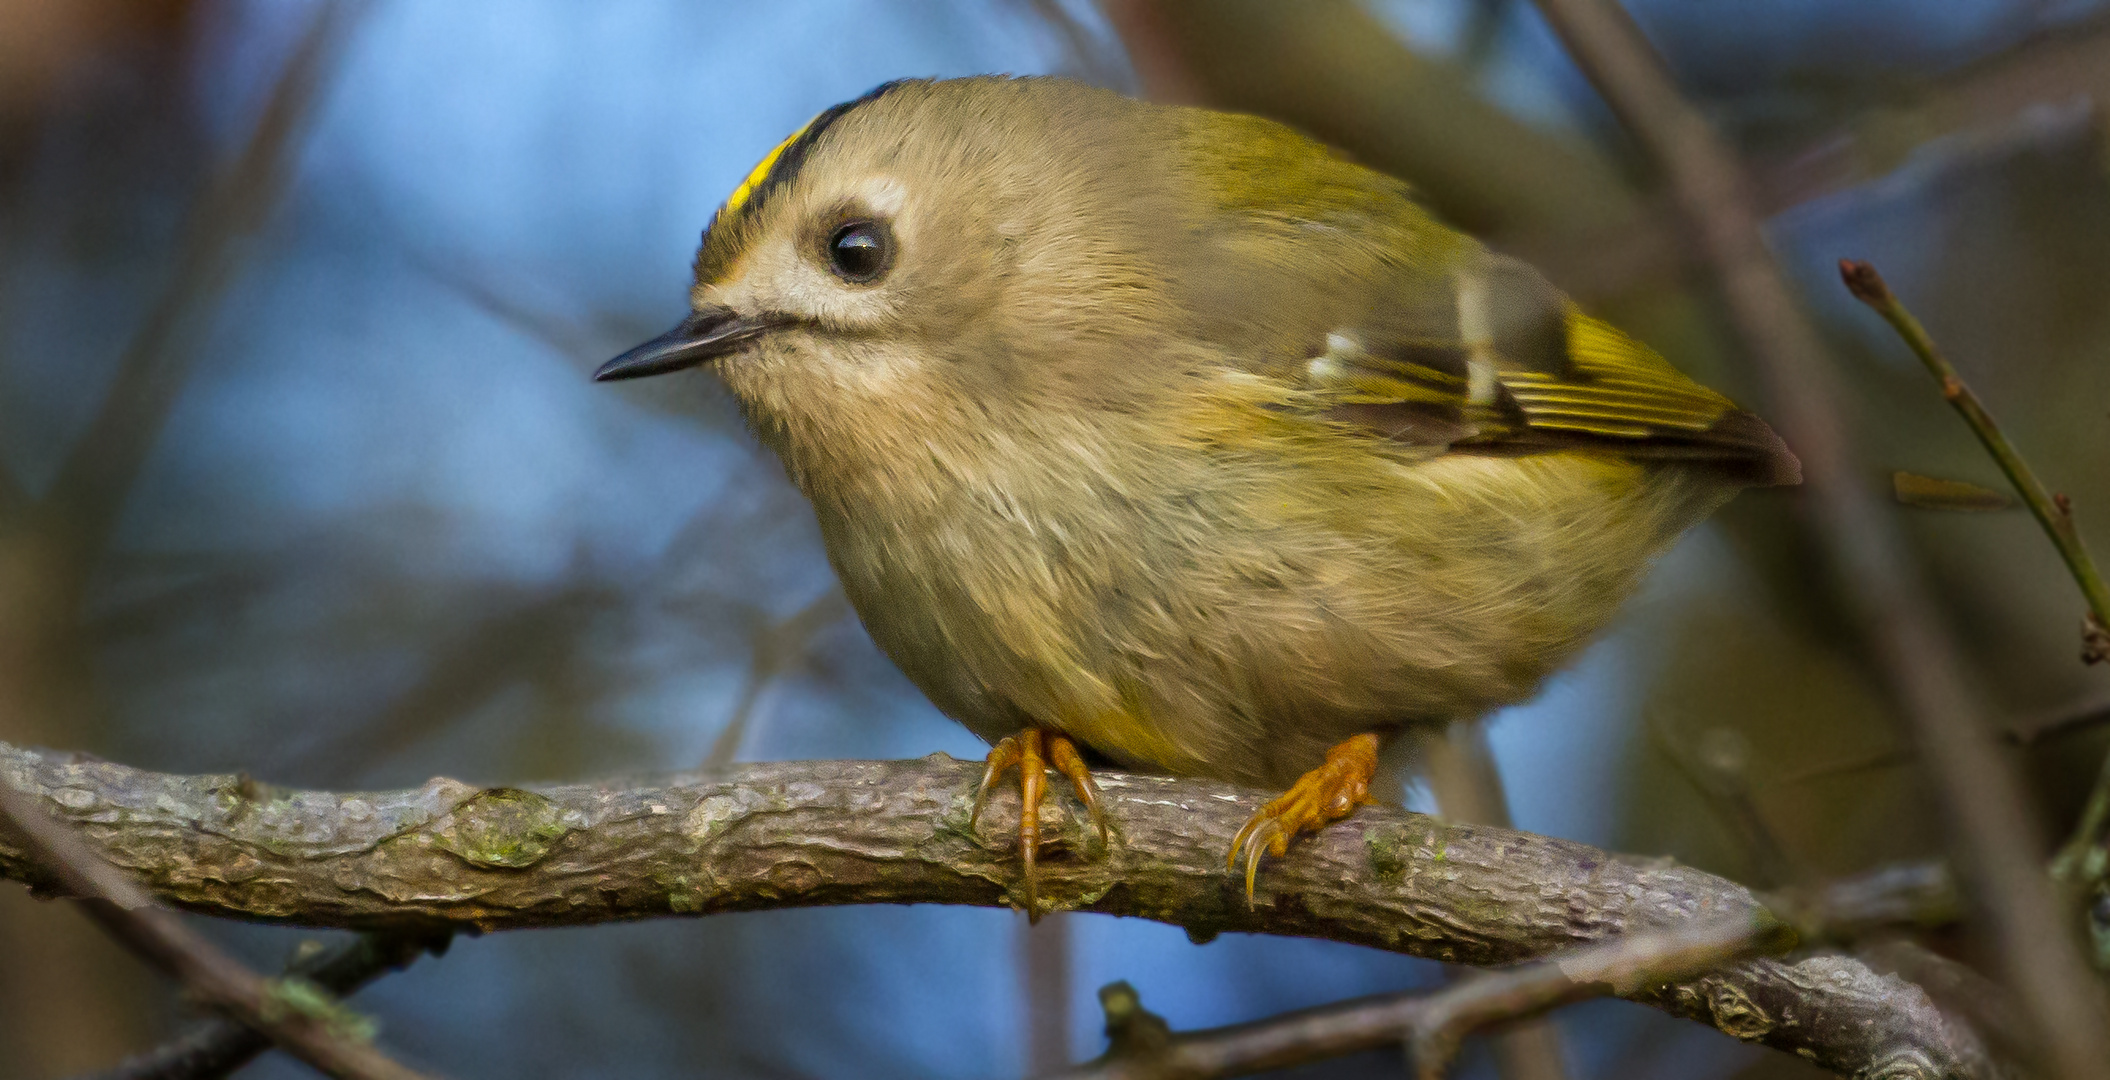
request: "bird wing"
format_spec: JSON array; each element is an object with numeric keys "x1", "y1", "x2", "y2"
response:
[
  {"x1": 1296, "y1": 253, "x2": 1796, "y2": 482},
  {"x1": 1176, "y1": 110, "x2": 1796, "y2": 485}
]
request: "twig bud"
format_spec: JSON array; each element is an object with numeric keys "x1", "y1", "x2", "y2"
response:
[{"x1": 1837, "y1": 259, "x2": 1893, "y2": 307}]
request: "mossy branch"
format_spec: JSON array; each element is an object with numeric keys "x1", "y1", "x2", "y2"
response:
[{"x1": 1, "y1": 741, "x2": 1997, "y2": 1078}]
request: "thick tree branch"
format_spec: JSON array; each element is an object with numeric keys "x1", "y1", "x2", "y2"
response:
[{"x1": 1, "y1": 742, "x2": 1995, "y2": 1078}]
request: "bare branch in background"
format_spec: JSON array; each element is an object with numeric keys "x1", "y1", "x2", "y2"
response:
[
  {"x1": 0, "y1": 741, "x2": 2003, "y2": 1078},
  {"x1": 408, "y1": 249, "x2": 625, "y2": 372},
  {"x1": 1646, "y1": 718, "x2": 1797, "y2": 889},
  {"x1": 1840, "y1": 259, "x2": 2110, "y2": 663},
  {"x1": 2005, "y1": 691, "x2": 2110, "y2": 746},
  {"x1": 1019, "y1": 0, "x2": 1135, "y2": 91},
  {"x1": 1523, "y1": 2, "x2": 2110, "y2": 1076},
  {"x1": 1838, "y1": 258, "x2": 2110, "y2": 959},
  {"x1": 1099, "y1": 0, "x2": 1644, "y2": 244},
  {"x1": 1045, "y1": 913, "x2": 1788, "y2": 1080},
  {"x1": 32, "y1": 0, "x2": 372, "y2": 595},
  {"x1": 76, "y1": 931, "x2": 450, "y2": 1080},
  {"x1": 1771, "y1": 861, "x2": 1963, "y2": 943},
  {"x1": 1022, "y1": 912, "x2": 1075, "y2": 1076},
  {"x1": 0, "y1": 777, "x2": 438, "y2": 1080},
  {"x1": 1103, "y1": 2, "x2": 2110, "y2": 308},
  {"x1": 0, "y1": 465, "x2": 27, "y2": 522},
  {"x1": 1418, "y1": 724, "x2": 1571, "y2": 1080},
  {"x1": 292, "y1": 581, "x2": 620, "y2": 786},
  {"x1": 702, "y1": 590, "x2": 851, "y2": 770},
  {"x1": 1458, "y1": 0, "x2": 1517, "y2": 69}
]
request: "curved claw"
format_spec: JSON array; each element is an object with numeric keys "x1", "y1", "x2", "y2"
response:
[
  {"x1": 970, "y1": 735, "x2": 1025, "y2": 832},
  {"x1": 1047, "y1": 734, "x2": 1108, "y2": 849},
  {"x1": 1240, "y1": 818, "x2": 1286, "y2": 903},
  {"x1": 1224, "y1": 734, "x2": 1382, "y2": 903},
  {"x1": 971, "y1": 729, "x2": 1111, "y2": 922},
  {"x1": 1227, "y1": 811, "x2": 1266, "y2": 873}
]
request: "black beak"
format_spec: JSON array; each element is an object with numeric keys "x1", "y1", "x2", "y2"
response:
[{"x1": 593, "y1": 306, "x2": 773, "y2": 382}]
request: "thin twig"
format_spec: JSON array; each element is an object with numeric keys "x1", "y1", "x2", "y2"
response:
[
  {"x1": 0, "y1": 782, "x2": 439, "y2": 1080},
  {"x1": 1048, "y1": 862, "x2": 1960, "y2": 1080},
  {"x1": 1840, "y1": 260, "x2": 2110, "y2": 664},
  {"x1": 1523, "y1": 2, "x2": 2110, "y2": 1076},
  {"x1": 1041, "y1": 913, "x2": 1788, "y2": 1080},
  {"x1": 2054, "y1": 752, "x2": 2110, "y2": 888},
  {"x1": 1836, "y1": 260, "x2": 2110, "y2": 917},
  {"x1": 74, "y1": 931, "x2": 450, "y2": 1080},
  {"x1": 2005, "y1": 691, "x2": 2110, "y2": 746}
]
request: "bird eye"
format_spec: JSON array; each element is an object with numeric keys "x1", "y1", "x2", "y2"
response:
[{"x1": 826, "y1": 220, "x2": 892, "y2": 284}]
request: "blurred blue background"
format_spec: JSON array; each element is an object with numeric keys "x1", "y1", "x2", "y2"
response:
[{"x1": 5, "y1": 1, "x2": 2109, "y2": 1077}]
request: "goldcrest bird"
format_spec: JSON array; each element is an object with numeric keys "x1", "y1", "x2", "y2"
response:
[{"x1": 598, "y1": 76, "x2": 1798, "y2": 914}]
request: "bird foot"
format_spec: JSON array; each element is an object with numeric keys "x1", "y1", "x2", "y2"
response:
[
  {"x1": 1229, "y1": 733, "x2": 1379, "y2": 903},
  {"x1": 971, "y1": 728, "x2": 1108, "y2": 921}
]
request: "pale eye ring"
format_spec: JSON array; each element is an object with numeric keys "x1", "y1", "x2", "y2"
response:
[{"x1": 826, "y1": 219, "x2": 892, "y2": 284}]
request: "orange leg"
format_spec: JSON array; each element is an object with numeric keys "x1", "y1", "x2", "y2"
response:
[
  {"x1": 971, "y1": 728, "x2": 1108, "y2": 921},
  {"x1": 1228, "y1": 733, "x2": 1380, "y2": 902}
]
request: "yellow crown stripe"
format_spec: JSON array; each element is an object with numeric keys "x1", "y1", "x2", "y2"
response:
[{"x1": 723, "y1": 111, "x2": 824, "y2": 218}]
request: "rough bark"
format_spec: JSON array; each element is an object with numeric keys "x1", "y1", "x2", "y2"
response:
[{"x1": 0, "y1": 742, "x2": 1994, "y2": 1079}]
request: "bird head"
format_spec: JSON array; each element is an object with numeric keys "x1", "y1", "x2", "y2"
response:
[{"x1": 596, "y1": 77, "x2": 1190, "y2": 461}]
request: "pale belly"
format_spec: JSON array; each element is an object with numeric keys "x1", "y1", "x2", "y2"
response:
[{"x1": 814, "y1": 448, "x2": 1729, "y2": 789}]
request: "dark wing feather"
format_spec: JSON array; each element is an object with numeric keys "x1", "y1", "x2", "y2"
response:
[{"x1": 1302, "y1": 256, "x2": 1799, "y2": 486}]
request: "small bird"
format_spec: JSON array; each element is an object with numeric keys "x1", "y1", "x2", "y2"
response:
[{"x1": 598, "y1": 76, "x2": 1797, "y2": 914}]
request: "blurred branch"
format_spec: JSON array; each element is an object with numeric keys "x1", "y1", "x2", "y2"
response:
[
  {"x1": 293, "y1": 581, "x2": 619, "y2": 785},
  {"x1": 1020, "y1": 0, "x2": 1134, "y2": 91},
  {"x1": 1888, "y1": 12, "x2": 2110, "y2": 163},
  {"x1": 1769, "y1": 861, "x2": 1964, "y2": 946},
  {"x1": 0, "y1": 465, "x2": 26, "y2": 521},
  {"x1": 1524, "y1": 3, "x2": 2110, "y2": 1078},
  {"x1": 32, "y1": 0, "x2": 370, "y2": 596},
  {"x1": 1841, "y1": 260, "x2": 2110, "y2": 664},
  {"x1": 1418, "y1": 724, "x2": 1570, "y2": 1080},
  {"x1": 1023, "y1": 912, "x2": 1075, "y2": 1076},
  {"x1": 702, "y1": 589, "x2": 850, "y2": 770},
  {"x1": 1458, "y1": 0, "x2": 1515, "y2": 70},
  {"x1": 1100, "y1": 0, "x2": 1646, "y2": 241},
  {"x1": 77, "y1": 931, "x2": 450, "y2": 1080},
  {"x1": 408, "y1": 250, "x2": 611, "y2": 369},
  {"x1": 0, "y1": 742, "x2": 2001, "y2": 1078},
  {"x1": 1857, "y1": 939, "x2": 2033, "y2": 1069},
  {"x1": 0, "y1": 775, "x2": 436, "y2": 1080},
  {"x1": 2006, "y1": 691, "x2": 2110, "y2": 746},
  {"x1": 1104, "y1": 2, "x2": 2110, "y2": 310},
  {"x1": 1047, "y1": 912, "x2": 1788, "y2": 1080},
  {"x1": 1646, "y1": 718, "x2": 1796, "y2": 889},
  {"x1": 1837, "y1": 259, "x2": 2110, "y2": 958}
]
